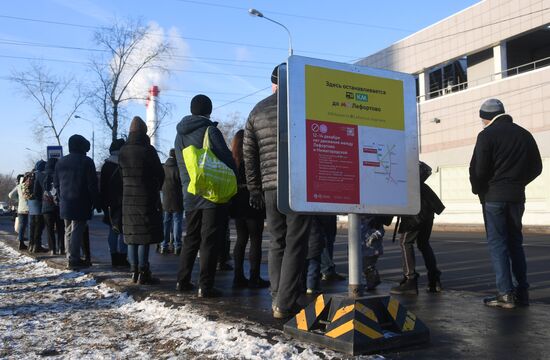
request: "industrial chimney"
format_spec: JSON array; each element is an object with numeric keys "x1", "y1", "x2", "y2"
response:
[{"x1": 146, "y1": 85, "x2": 160, "y2": 149}]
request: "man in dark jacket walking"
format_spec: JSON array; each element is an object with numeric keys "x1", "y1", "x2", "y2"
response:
[
  {"x1": 469, "y1": 99, "x2": 542, "y2": 309},
  {"x1": 54, "y1": 134, "x2": 99, "y2": 269},
  {"x1": 244, "y1": 65, "x2": 311, "y2": 318},
  {"x1": 174, "y1": 95, "x2": 236, "y2": 297},
  {"x1": 161, "y1": 148, "x2": 184, "y2": 255}
]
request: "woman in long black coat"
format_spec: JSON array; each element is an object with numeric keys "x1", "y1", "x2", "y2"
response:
[{"x1": 119, "y1": 116, "x2": 165, "y2": 284}]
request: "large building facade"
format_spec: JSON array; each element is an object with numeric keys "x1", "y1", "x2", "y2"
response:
[{"x1": 358, "y1": 0, "x2": 550, "y2": 225}]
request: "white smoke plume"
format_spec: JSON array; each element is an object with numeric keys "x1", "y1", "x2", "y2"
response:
[{"x1": 116, "y1": 21, "x2": 189, "y2": 104}]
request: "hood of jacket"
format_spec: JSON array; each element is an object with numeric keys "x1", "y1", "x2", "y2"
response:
[
  {"x1": 176, "y1": 115, "x2": 217, "y2": 137},
  {"x1": 68, "y1": 134, "x2": 90, "y2": 154},
  {"x1": 45, "y1": 157, "x2": 57, "y2": 173},
  {"x1": 126, "y1": 131, "x2": 150, "y2": 146},
  {"x1": 34, "y1": 160, "x2": 46, "y2": 172},
  {"x1": 105, "y1": 151, "x2": 119, "y2": 165},
  {"x1": 164, "y1": 156, "x2": 178, "y2": 167}
]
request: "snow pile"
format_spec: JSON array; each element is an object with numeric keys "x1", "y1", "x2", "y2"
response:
[{"x1": 0, "y1": 242, "x2": 383, "y2": 359}]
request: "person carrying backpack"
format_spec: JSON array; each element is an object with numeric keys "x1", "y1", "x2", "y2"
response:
[
  {"x1": 27, "y1": 160, "x2": 47, "y2": 253},
  {"x1": 390, "y1": 161, "x2": 445, "y2": 295}
]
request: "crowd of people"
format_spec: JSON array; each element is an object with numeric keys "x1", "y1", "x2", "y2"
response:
[{"x1": 8, "y1": 66, "x2": 542, "y2": 318}]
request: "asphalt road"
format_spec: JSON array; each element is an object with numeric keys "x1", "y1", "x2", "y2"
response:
[{"x1": 2, "y1": 216, "x2": 550, "y2": 359}]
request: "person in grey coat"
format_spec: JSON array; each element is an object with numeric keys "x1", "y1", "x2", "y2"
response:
[{"x1": 54, "y1": 134, "x2": 99, "y2": 269}]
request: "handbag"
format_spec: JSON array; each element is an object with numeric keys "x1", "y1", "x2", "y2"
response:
[{"x1": 183, "y1": 127, "x2": 237, "y2": 204}]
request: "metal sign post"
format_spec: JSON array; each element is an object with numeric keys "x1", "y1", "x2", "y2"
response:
[{"x1": 348, "y1": 213, "x2": 363, "y2": 298}]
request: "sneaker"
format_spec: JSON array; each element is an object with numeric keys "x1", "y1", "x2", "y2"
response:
[
  {"x1": 483, "y1": 293, "x2": 516, "y2": 309},
  {"x1": 390, "y1": 277, "x2": 418, "y2": 295},
  {"x1": 427, "y1": 280, "x2": 442, "y2": 293},
  {"x1": 365, "y1": 268, "x2": 381, "y2": 291},
  {"x1": 176, "y1": 281, "x2": 195, "y2": 292},
  {"x1": 514, "y1": 287, "x2": 529, "y2": 306},
  {"x1": 137, "y1": 269, "x2": 160, "y2": 285},
  {"x1": 321, "y1": 272, "x2": 346, "y2": 282},
  {"x1": 197, "y1": 287, "x2": 222, "y2": 298},
  {"x1": 159, "y1": 247, "x2": 170, "y2": 255},
  {"x1": 248, "y1": 277, "x2": 270, "y2": 289},
  {"x1": 306, "y1": 288, "x2": 321, "y2": 295}
]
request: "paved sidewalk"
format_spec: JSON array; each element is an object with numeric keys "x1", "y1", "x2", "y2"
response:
[{"x1": 1, "y1": 216, "x2": 549, "y2": 359}]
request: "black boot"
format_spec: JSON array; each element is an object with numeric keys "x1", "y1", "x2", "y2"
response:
[
  {"x1": 390, "y1": 276, "x2": 418, "y2": 295},
  {"x1": 365, "y1": 267, "x2": 381, "y2": 291},
  {"x1": 138, "y1": 266, "x2": 160, "y2": 285},
  {"x1": 111, "y1": 253, "x2": 118, "y2": 267},
  {"x1": 427, "y1": 272, "x2": 442, "y2": 293},
  {"x1": 131, "y1": 266, "x2": 139, "y2": 283},
  {"x1": 19, "y1": 242, "x2": 28, "y2": 250}
]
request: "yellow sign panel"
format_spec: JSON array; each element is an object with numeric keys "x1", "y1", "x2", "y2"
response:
[{"x1": 305, "y1": 65, "x2": 404, "y2": 130}]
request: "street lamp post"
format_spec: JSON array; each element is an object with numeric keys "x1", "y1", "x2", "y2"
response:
[
  {"x1": 248, "y1": 8, "x2": 293, "y2": 56},
  {"x1": 74, "y1": 115, "x2": 95, "y2": 161}
]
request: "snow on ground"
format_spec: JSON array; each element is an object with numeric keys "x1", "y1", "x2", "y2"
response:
[{"x1": 0, "y1": 242, "x2": 384, "y2": 359}]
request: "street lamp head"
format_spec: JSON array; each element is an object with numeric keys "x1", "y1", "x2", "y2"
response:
[
  {"x1": 74, "y1": 115, "x2": 81, "y2": 119},
  {"x1": 248, "y1": 8, "x2": 264, "y2": 18}
]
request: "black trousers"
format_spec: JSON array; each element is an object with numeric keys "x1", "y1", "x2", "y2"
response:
[
  {"x1": 265, "y1": 190, "x2": 311, "y2": 312},
  {"x1": 177, "y1": 206, "x2": 228, "y2": 289},
  {"x1": 233, "y1": 216, "x2": 264, "y2": 280},
  {"x1": 29, "y1": 214, "x2": 44, "y2": 248},
  {"x1": 43, "y1": 212, "x2": 65, "y2": 253},
  {"x1": 399, "y1": 217, "x2": 441, "y2": 281}
]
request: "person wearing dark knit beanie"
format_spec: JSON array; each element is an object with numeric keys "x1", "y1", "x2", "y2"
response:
[
  {"x1": 470, "y1": 98, "x2": 542, "y2": 309},
  {"x1": 479, "y1": 98, "x2": 505, "y2": 122},
  {"x1": 129, "y1": 116, "x2": 148, "y2": 134},
  {"x1": 190, "y1": 94, "x2": 212, "y2": 116}
]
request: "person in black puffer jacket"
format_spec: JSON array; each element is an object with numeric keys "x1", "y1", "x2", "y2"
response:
[
  {"x1": 243, "y1": 65, "x2": 312, "y2": 319},
  {"x1": 119, "y1": 117, "x2": 164, "y2": 285},
  {"x1": 174, "y1": 95, "x2": 236, "y2": 298},
  {"x1": 160, "y1": 148, "x2": 184, "y2": 255},
  {"x1": 469, "y1": 99, "x2": 542, "y2": 309}
]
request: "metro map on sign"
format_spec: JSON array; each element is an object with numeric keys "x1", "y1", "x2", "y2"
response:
[{"x1": 359, "y1": 126, "x2": 407, "y2": 205}]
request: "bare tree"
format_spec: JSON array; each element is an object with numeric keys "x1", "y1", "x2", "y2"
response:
[
  {"x1": 0, "y1": 173, "x2": 15, "y2": 204},
  {"x1": 11, "y1": 63, "x2": 87, "y2": 146},
  {"x1": 89, "y1": 19, "x2": 172, "y2": 142},
  {"x1": 214, "y1": 111, "x2": 246, "y2": 145}
]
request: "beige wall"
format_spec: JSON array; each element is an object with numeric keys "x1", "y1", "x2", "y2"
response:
[{"x1": 358, "y1": 0, "x2": 550, "y2": 74}]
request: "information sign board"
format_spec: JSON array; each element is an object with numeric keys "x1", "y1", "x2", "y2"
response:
[
  {"x1": 46, "y1": 145, "x2": 63, "y2": 159},
  {"x1": 285, "y1": 56, "x2": 420, "y2": 214}
]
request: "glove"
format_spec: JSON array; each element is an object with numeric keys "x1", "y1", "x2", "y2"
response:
[{"x1": 249, "y1": 190, "x2": 265, "y2": 210}]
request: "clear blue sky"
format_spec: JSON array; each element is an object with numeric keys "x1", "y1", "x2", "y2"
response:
[{"x1": 0, "y1": 0, "x2": 479, "y2": 176}]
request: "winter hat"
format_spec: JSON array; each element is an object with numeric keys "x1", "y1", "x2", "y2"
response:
[
  {"x1": 109, "y1": 138, "x2": 126, "y2": 153},
  {"x1": 190, "y1": 94, "x2": 212, "y2": 116},
  {"x1": 479, "y1": 99, "x2": 505, "y2": 120},
  {"x1": 271, "y1": 63, "x2": 285, "y2": 85},
  {"x1": 68, "y1": 134, "x2": 90, "y2": 154},
  {"x1": 129, "y1": 116, "x2": 148, "y2": 134}
]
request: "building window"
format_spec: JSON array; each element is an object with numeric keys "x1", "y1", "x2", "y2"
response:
[{"x1": 427, "y1": 58, "x2": 467, "y2": 99}]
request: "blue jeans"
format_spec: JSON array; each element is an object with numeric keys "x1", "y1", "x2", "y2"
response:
[
  {"x1": 307, "y1": 256, "x2": 321, "y2": 291},
  {"x1": 17, "y1": 214, "x2": 28, "y2": 243},
  {"x1": 127, "y1": 244, "x2": 150, "y2": 271},
  {"x1": 162, "y1": 211, "x2": 183, "y2": 250},
  {"x1": 107, "y1": 228, "x2": 127, "y2": 254},
  {"x1": 483, "y1": 201, "x2": 528, "y2": 294}
]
